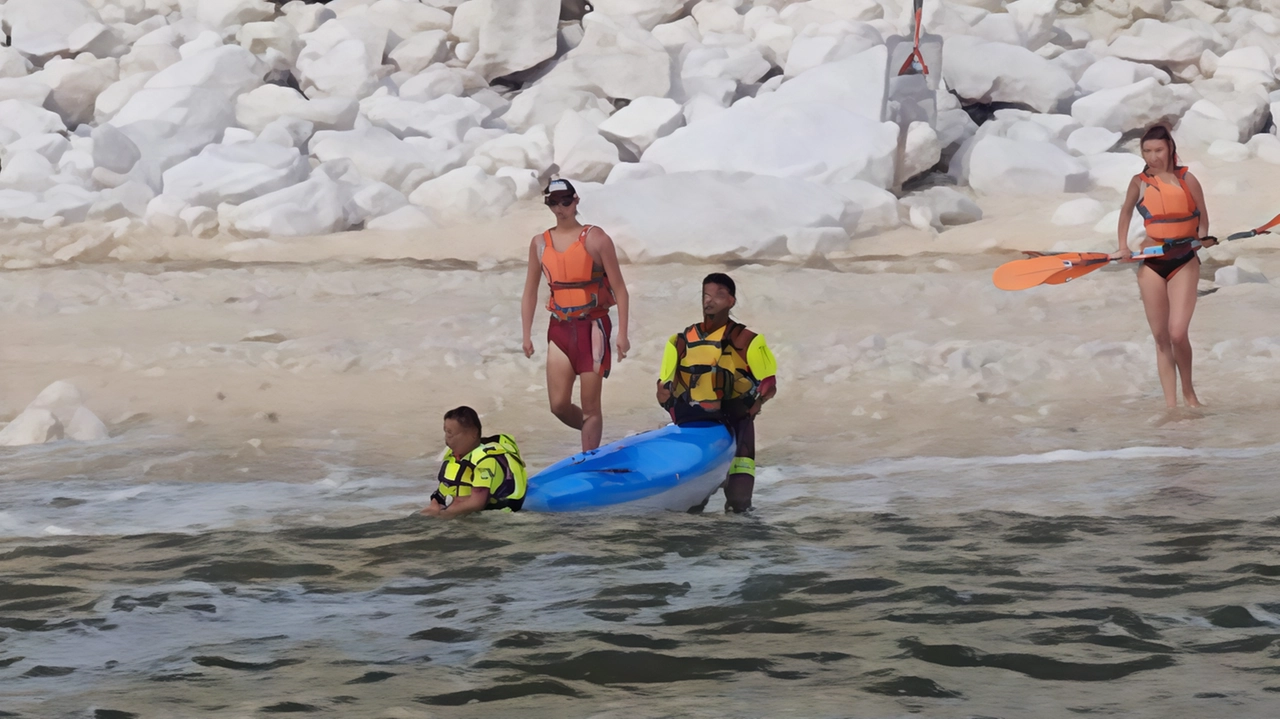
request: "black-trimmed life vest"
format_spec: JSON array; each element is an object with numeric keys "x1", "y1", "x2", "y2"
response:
[
  {"x1": 434, "y1": 434, "x2": 527, "y2": 511},
  {"x1": 1136, "y1": 167, "x2": 1199, "y2": 242},
  {"x1": 664, "y1": 320, "x2": 760, "y2": 423}
]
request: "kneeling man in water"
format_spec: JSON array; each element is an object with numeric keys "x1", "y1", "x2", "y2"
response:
[
  {"x1": 655, "y1": 273, "x2": 778, "y2": 513},
  {"x1": 422, "y1": 406, "x2": 527, "y2": 518}
]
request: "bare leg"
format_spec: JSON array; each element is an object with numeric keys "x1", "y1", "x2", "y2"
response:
[
  {"x1": 578, "y1": 370, "x2": 603, "y2": 451},
  {"x1": 546, "y1": 342, "x2": 584, "y2": 430},
  {"x1": 1137, "y1": 266, "x2": 1177, "y2": 408},
  {"x1": 1166, "y1": 258, "x2": 1201, "y2": 407}
]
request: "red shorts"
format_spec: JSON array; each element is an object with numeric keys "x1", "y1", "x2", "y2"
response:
[{"x1": 548, "y1": 314, "x2": 612, "y2": 377}]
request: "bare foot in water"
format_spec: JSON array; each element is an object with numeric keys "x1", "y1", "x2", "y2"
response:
[{"x1": 1184, "y1": 391, "x2": 1202, "y2": 408}]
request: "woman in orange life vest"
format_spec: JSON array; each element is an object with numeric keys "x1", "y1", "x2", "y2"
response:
[
  {"x1": 1113, "y1": 125, "x2": 1216, "y2": 409},
  {"x1": 521, "y1": 179, "x2": 630, "y2": 451}
]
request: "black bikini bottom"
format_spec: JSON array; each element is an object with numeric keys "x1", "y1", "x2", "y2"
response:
[{"x1": 1144, "y1": 249, "x2": 1197, "y2": 280}]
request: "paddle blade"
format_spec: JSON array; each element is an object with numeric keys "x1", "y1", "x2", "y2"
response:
[
  {"x1": 993, "y1": 256, "x2": 1076, "y2": 290},
  {"x1": 1043, "y1": 253, "x2": 1113, "y2": 284}
]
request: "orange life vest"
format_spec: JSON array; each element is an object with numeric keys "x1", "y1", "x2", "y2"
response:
[
  {"x1": 538, "y1": 225, "x2": 615, "y2": 321},
  {"x1": 1136, "y1": 167, "x2": 1199, "y2": 241}
]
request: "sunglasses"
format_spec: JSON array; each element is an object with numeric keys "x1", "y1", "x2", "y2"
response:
[{"x1": 545, "y1": 196, "x2": 575, "y2": 207}]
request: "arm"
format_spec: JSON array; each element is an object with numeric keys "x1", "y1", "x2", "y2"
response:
[
  {"x1": 744, "y1": 333, "x2": 778, "y2": 417},
  {"x1": 420, "y1": 492, "x2": 446, "y2": 516},
  {"x1": 656, "y1": 334, "x2": 678, "y2": 407},
  {"x1": 521, "y1": 237, "x2": 542, "y2": 358},
  {"x1": 587, "y1": 227, "x2": 629, "y2": 360},
  {"x1": 1185, "y1": 172, "x2": 1212, "y2": 244},
  {"x1": 437, "y1": 487, "x2": 489, "y2": 519},
  {"x1": 1114, "y1": 176, "x2": 1141, "y2": 258}
]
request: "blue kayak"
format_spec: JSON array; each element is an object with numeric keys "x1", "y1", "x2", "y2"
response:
[{"x1": 524, "y1": 422, "x2": 735, "y2": 512}]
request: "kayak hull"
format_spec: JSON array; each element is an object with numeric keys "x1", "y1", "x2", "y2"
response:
[{"x1": 524, "y1": 423, "x2": 735, "y2": 512}]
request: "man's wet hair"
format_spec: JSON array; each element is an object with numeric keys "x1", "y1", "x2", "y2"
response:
[
  {"x1": 702, "y1": 272, "x2": 736, "y2": 297},
  {"x1": 443, "y1": 406, "x2": 482, "y2": 434}
]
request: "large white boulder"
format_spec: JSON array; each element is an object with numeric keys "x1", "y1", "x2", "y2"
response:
[
  {"x1": 0, "y1": 409, "x2": 63, "y2": 447},
  {"x1": 310, "y1": 126, "x2": 459, "y2": 193},
  {"x1": 467, "y1": 125, "x2": 554, "y2": 174},
  {"x1": 361, "y1": 93, "x2": 491, "y2": 144},
  {"x1": 1107, "y1": 19, "x2": 1209, "y2": 67},
  {"x1": 388, "y1": 30, "x2": 450, "y2": 74},
  {"x1": 1081, "y1": 151, "x2": 1145, "y2": 192},
  {"x1": 297, "y1": 17, "x2": 388, "y2": 99},
  {"x1": 553, "y1": 112, "x2": 620, "y2": 184},
  {"x1": 466, "y1": 0, "x2": 560, "y2": 81},
  {"x1": 1176, "y1": 91, "x2": 1270, "y2": 145},
  {"x1": 94, "y1": 72, "x2": 155, "y2": 124},
  {"x1": 1247, "y1": 133, "x2": 1280, "y2": 164},
  {"x1": 0, "y1": 151, "x2": 56, "y2": 191},
  {"x1": 32, "y1": 57, "x2": 119, "y2": 129},
  {"x1": 598, "y1": 96, "x2": 685, "y2": 158},
  {"x1": 502, "y1": 84, "x2": 615, "y2": 133},
  {"x1": 407, "y1": 166, "x2": 517, "y2": 224},
  {"x1": 178, "y1": 0, "x2": 274, "y2": 28},
  {"x1": 577, "y1": 171, "x2": 865, "y2": 260},
  {"x1": 942, "y1": 36, "x2": 1075, "y2": 114},
  {"x1": 536, "y1": 13, "x2": 671, "y2": 100},
  {"x1": 0, "y1": 78, "x2": 52, "y2": 107},
  {"x1": 366, "y1": 204, "x2": 439, "y2": 231},
  {"x1": 235, "y1": 84, "x2": 358, "y2": 134},
  {"x1": 0, "y1": 48, "x2": 34, "y2": 78},
  {"x1": 901, "y1": 186, "x2": 983, "y2": 229},
  {"x1": 1071, "y1": 78, "x2": 1194, "y2": 134},
  {"x1": 161, "y1": 141, "x2": 309, "y2": 207},
  {"x1": 1066, "y1": 126, "x2": 1121, "y2": 155},
  {"x1": 0, "y1": 100, "x2": 67, "y2": 139},
  {"x1": 783, "y1": 22, "x2": 883, "y2": 79},
  {"x1": 593, "y1": 0, "x2": 688, "y2": 31},
  {"x1": 4, "y1": 0, "x2": 101, "y2": 59},
  {"x1": 1077, "y1": 56, "x2": 1171, "y2": 93},
  {"x1": 644, "y1": 47, "x2": 898, "y2": 188},
  {"x1": 1212, "y1": 46, "x2": 1276, "y2": 91},
  {"x1": 1051, "y1": 197, "x2": 1106, "y2": 226},
  {"x1": 222, "y1": 164, "x2": 356, "y2": 237},
  {"x1": 968, "y1": 136, "x2": 1088, "y2": 195}
]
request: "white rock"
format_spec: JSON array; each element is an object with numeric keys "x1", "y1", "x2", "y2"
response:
[
  {"x1": 119, "y1": 42, "x2": 183, "y2": 78},
  {"x1": 750, "y1": 21, "x2": 796, "y2": 67},
  {"x1": 65, "y1": 406, "x2": 109, "y2": 441},
  {"x1": 902, "y1": 122, "x2": 941, "y2": 181},
  {"x1": 178, "y1": 0, "x2": 274, "y2": 28},
  {"x1": 0, "y1": 100, "x2": 67, "y2": 139},
  {"x1": 783, "y1": 22, "x2": 883, "y2": 79},
  {"x1": 33, "y1": 57, "x2": 119, "y2": 129},
  {"x1": 468, "y1": 125, "x2": 555, "y2": 174},
  {"x1": 1215, "y1": 264, "x2": 1267, "y2": 286},
  {"x1": 692, "y1": 1, "x2": 744, "y2": 35},
  {"x1": 1071, "y1": 78, "x2": 1192, "y2": 134},
  {"x1": 281, "y1": 1, "x2": 337, "y2": 35},
  {"x1": 537, "y1": 13, "x2": 672, "y2": 100},
  {"x1": 495, "y1": 166, "x2": 541, "y2": 200},
  {"x1": 258, "y1": 116, "x2": 315, "y2": 149},
  {"x1": 605, "y1": 161, "x2": 666, "y2": 185},
  {"x1": 397, "y1": 64, "x2": 472, "y2": 102},
  {"x1": 223, "y1": 165, "x2": 355, "y2": 237},
  {"x1": 407, "y1": 166, "x2": 517, "y2": 224},
  {"x1": 0, "y1": 48, "x2": 34, "y2": 78},
  {"x1": 0, "y1": 409, "x2": 64, "y2": 447},
  {"x1": 1177, "y1": 94, "x2": 1269, "y2": 145},
  {"x1": 24, "y1": 381, "x2": 84, "y2": 426},
  {"x1": 181, "y1": 205, "x2": 218, "y2": 236},
  {"x1": 146, "y1": 44, "x2": 264, "y2": 98},
  {"x1": 366, "y1": 204, "x2": 439, "y2": 230},
  {"x1": 467, "y1": 0, "x2": 560, "y2": 81},
  {"x1": 235, "y1": 85, "x2": 359, "y2": 134},
  {"x1": 349, "y1": 181, "x2": 409, "y2": 225},
  {"x1": 0, "y1": 78, "x2": 53, "y2": 107},
  {"x1": 1081, "y1": 151, "x2": 1145, "y2": 192},
  {"x1": 297, "y1": 17, "x2": 388, "y2": 99},
  {"x1": 162, "y1": 142, "x2": 309, "y2": 207},
  {"x1": 361, "y1": 94, "x2": 491, "y2": 144},
  {"x1": 1107, "y1": 19, "x2": 1209, "y2": 66},
  {"x1": 4, "y1": 0, "x2": 101, "y2": 59},
  {"x1": 388, "y1": 30, "x2": 450, "y2": 74},
  {"x1": 1208, "y1": 46, "x2": 1274, "y2": 91},
  {"x1": 942, "y1": 35, "x2": 1075, "y2": 114},
  {"x1": 2, "y1": 134, "x2": 71, "y2": 165},
  {"x1": 0, "y1": 152, "x2": 57, "y2": 191},
  {"x1": 597, "y1": 96, "x2": 685, "y2": 158},
  {"x1": 238, "y1": 20, "x2": 303, "y2": 65},
  {"x1": 593, "y1": 0, "x2": 688, "y2": 31},
  {"x1": 553, "y1": 113, "x2": 620, "y2": 184},
  {"x1": 1094, "y1": 209, "x2": 1145, "y2": 245},
  {"x1": 94, "y1": 72, "x2": 155, "y2": 125},
  {"x1": 1207, "y1": 139, "x2": 1250, "y2": 161},
  {"x1": 828, "y1": 180, "x2": 900, "y2": 236},
  {"x1": 644, "y1": 47, "x2": 898, "y2": 188},
  {"x1": 901, "y1": 186, "x2": 983, "y2": 228},
  {"x1": 91, "y1": 123, "x2": 142, "y2": 175},
  {"x1": 968, "y1": 136, "x2": 1088, "y2": 195},
  {"x1": 1066, "y1": 126, "x2": 1121, "y2": 155},
  {"x1": 578, "y1": 171, "x2": 864, "y2": 260},
  {"x1": 502, "y1": 85, "x2": 614, "y2": 133},
  {"x1": 1077, "y1": 56, "x2": 1171, "y2": 93},
  {"x1": 311, "y1": 126, "x2": 445, "y2": 192},
  {"x1": 1051, "y1": 197, "x2": 1106, "y2": 226},
  {"x1": 1246, "y1": 133, "x2": 1280, "y2": 164}
]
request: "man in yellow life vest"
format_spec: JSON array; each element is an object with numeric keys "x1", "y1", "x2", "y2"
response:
[
  {"x1": 655, "y1": 273, "x2": 778, "y2": 513},
  {"x1": 421, "y1": 406, "x2": 527, "y2": 518}
]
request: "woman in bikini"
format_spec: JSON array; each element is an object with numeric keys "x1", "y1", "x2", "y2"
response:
[
  {"x1": 521, "y1": 179, "x2": 630, "y2": 451},
  {"x1": 1114, "y1": 125, "x2": 1216, "y2": 409}
]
